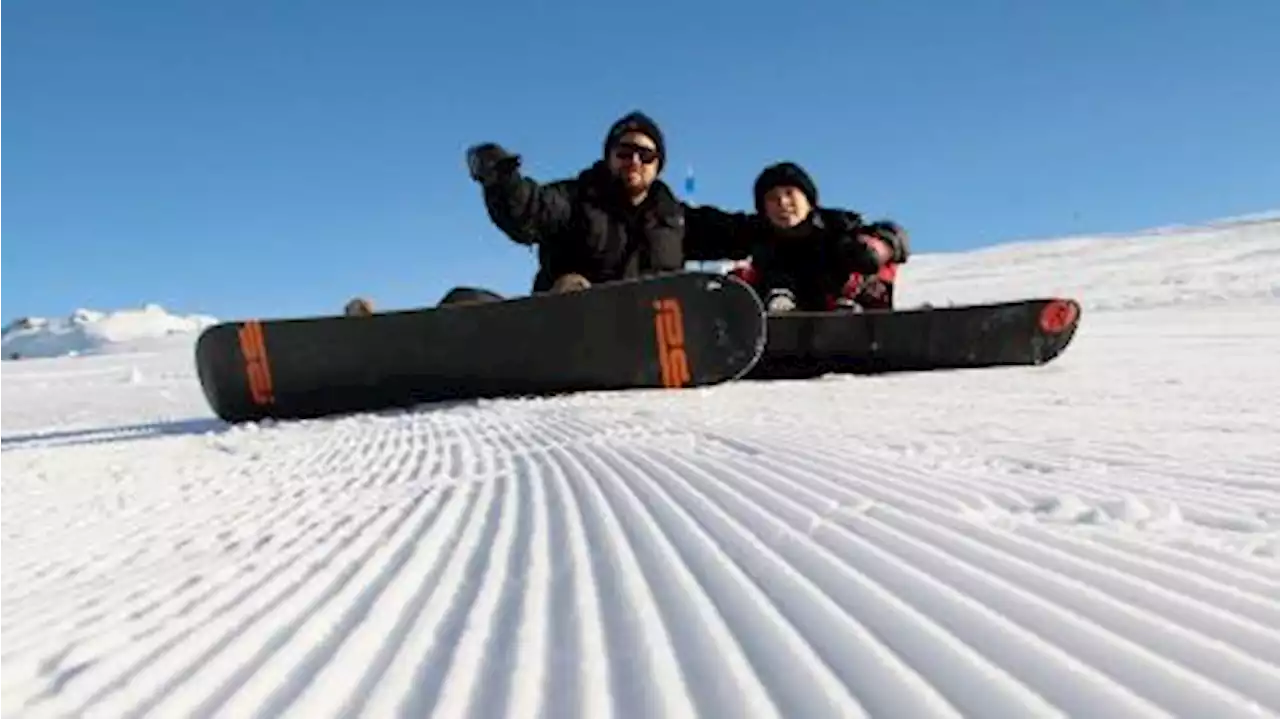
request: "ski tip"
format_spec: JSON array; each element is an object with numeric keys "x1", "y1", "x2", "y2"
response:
[
  {"x1": 1036, "y1": 298, "x2": 1082, "y2": 365},
  {"x1": 1039, "y1": 298, "x2": 1081, "y2": 335}
]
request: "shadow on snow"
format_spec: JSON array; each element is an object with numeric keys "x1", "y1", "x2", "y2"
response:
[
  {"x1": 0, "y1": 417, "x2": 229, "y2": 451},
  {"x1": 0, "y1": 399, "x2": 488, "y2": 452}
]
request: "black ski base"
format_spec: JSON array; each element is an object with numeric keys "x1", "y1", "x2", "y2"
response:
[
  {"x1": 195, "y1": 272, "x2": 766, "y2": 423},
  {"x1": 747, "y1": 297, "x2": 1081, "y2": 380}
]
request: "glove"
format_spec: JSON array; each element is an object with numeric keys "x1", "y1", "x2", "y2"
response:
[
  {"x1": 465, "y1": 143, "x2": 521, "y2": 186},
  {"x1": 861, "y1": 221, "x2": 910, "y2": 263}
]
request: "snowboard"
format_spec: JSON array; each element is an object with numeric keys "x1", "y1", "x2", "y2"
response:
[
  {"x1": 747, "y1": 297, "x2": 1081, "y2": 379},
  {"x1": 195, "y1": 271, "x2": 768, "y2": 423}
]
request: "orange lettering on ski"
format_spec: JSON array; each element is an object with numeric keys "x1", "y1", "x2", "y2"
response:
[
  {"x1": 653, "y1": 298, "x2": 692, "y2": 388},
  {"x1": 237, "y1": 320, "x2": 276, "y2": 406}
]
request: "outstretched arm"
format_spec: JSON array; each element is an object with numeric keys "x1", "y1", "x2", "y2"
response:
[
  {"x1": 860, "y1": 219, "x2": 911, "y2": 264},
  {"x1": 824, "y1": 210, "x2": 911, "y2": 274},
  {"x1": 466, "y1": 143, "x2": 575, "y2": 246},
  {"x1": 682, "y1": 203, "x2": 757, "y2": 261}
]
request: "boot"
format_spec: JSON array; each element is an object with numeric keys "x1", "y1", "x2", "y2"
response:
[
  {"x1": 344, "y1": 297, "x2": 374, "y2": 317},
  {"x1": 551, "y1": 273, "x2": 591, "y2": 293},
  {"x1": 765, "y1": 288, "x2": 797, "y2": 312}
]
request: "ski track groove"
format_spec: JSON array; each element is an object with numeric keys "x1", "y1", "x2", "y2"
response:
[
  {"x1": 735, "y1": 438, "x2": 1280, "y2": 716},
  {"x1": 1000, "y1": 458, "x2": 1259, "y2": 520},
  {"x1": 658, "y1": 446, "x2": 1172, "y2": 717},
  {"x1": 554, "y1": 442, "x2": 698, "y2": 718},
  {"x1": 1169, "y1": 539, "x2": 1280, "y2": 574},
  {"x1": 128, "y1": 498, "x2": 441, "y2": 715},
  {"x1": 494, "y1": 451, "x2": 552, "y2": 719},
  {"x1": 582, "y1": 441, "x2": 824, "y2": 719},
  {"x1": 212, "y1": 420, "x2": 450, "y2": 711},
  {"x1": 1089, "y1": 535, "x2": 1280, "y2": 596},
  {"x1": 11, "y1": 468, "x2": 320, "y2": 695},
  {"x1": 1011, "y1": 527, "x2": 1280, "y2": 629},
  {"x1": 204, "y1": 481, "x2": 457, "y2": 719},
  {"x1": 535, "y1": 438, "x2": 614, "y2": 719},
  {"x1": 427, "y1": 458, "x2": 528, "y2": 718},
  {"x1": 778, "y1": 429, "x2": 1280, "y2": 583},
  {"x1": 604, "y1": 443, "x2": 966, "y2": 718},
  {"x1": 493, "y1": 418, "x2": 605, "y2": 719},
  {"x1": 744, "y1": 419, "x2": 1274, "y2": 536},
  {"x1": 757, "y1": 434, "x2": 1280, "y2": 625},
  {"x1": 36, "y1": 419, "x2": 443, "y2": 716},
  {"x1": 359, "y1": 460, "x2": 504, "y2": 717},
  {"x1": 5, "y1": 372, "x2": 1279, "y2": 718},
  {"x1": 61, "y1": 494, "x2": 418, "y2": 717},
  {"x1": 291, "y1": 462, "x2": 483, "y2": 716},
  {"x1": 713, "y1": 413, "x2": 1278, "y2": 570}
]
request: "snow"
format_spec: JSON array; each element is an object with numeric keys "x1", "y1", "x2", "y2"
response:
[
  {"x1": 4, "y1": 215, "x2": 1280, "y2": 718},
  {"x1": 894, "y1": 213, "x2": 1280, "y2": 311},
  {"x1": 1, "y1": 304, "x2": 217, "y2": 361}
]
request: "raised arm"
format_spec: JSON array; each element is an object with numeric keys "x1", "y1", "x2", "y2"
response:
[{"x1": 466, "y1": 143, "x2": 575, "y2": 246}]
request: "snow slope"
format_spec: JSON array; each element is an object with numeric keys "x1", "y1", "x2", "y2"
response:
[
  {"x1": 3, "y1": 216, "x2": 1279, "y2": 718},
  {"x1": 1, "y1": 304, "x2": 217, "y2": 361},
  {"x1": 895, "y1": 213, "x2": 1280, "y2": 310}
]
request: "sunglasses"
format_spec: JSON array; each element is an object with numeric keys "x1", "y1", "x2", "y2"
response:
[{"x1": 611, "y1": 142, "x2": 660, "y2": 165}]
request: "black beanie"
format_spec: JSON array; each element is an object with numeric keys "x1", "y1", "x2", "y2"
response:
[
  {"x1": 604, "y1": 111, "x2": 666, "y2": 171},
  {"x1": 753, "y1": 162, "x2": 818, "y2": 214}
]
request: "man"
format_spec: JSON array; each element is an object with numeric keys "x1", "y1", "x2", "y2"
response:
[
  {"x1": 344, "y1": 111, "x2": 701, "y2": 316},
  {"x1": 685, "y1": 161, "x2": 910, "y2": 312},
  {"x1": 463, "y1": 110, "x2": 744, "y2": 295},
  {"x1": 344, "y1": 120, "x2": 903, "y2": 315}
]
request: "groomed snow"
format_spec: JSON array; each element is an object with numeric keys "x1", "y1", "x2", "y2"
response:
[
  {"x1": 3, "y1": 216, "x2": 1279, "y2": 718},
  {"x1": 1, "y1": 304, "x2": 217, "y2": 361}
]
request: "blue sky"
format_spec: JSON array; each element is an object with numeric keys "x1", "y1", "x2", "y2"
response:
[{"x1": 5, "y1": 0, "x2": 1279, "y2": 321}]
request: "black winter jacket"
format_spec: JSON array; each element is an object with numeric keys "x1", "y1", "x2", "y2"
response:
[
  {"x1": 684, "y1": 205, "x2": 910, "y2": 310},
  {"x1": 481, "y1": 161, "x2": 745, "y2": 292}
]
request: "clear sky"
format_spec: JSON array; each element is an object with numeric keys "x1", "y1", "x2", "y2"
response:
[{"x1": 5, "y1": 0, "x2": 1279, "y2": 322}]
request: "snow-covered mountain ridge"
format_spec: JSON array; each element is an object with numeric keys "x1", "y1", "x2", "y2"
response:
[{"x1": 2, "y1": 304, "x2": 218, "y2": 360}]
